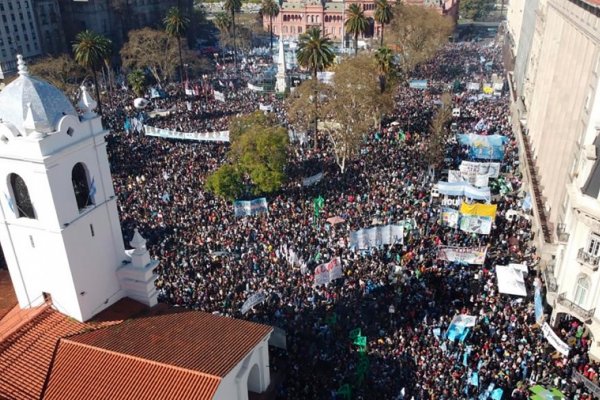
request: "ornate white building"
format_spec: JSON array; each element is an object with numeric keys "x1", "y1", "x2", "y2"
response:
[
  {"x1": 0, "y1": 55, "x2": 274, "y2": 400},
  {"x1": 507, "y1": 0, "x2": 600, "y2": 360},
  {"x1": 0, "y1": 55, "x2": 157, "y2": 322}
]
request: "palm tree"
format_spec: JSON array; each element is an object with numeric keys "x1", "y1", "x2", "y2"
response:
[
  {"x1": 296, "y1": 27, "x2": 335, "y2": 79},
  {"x1": 163, "y1": 6, "x2": 190, "y2": 85},
  {"x1": 224, "y1": 0, "x2": 242, "y2": 69},
  {"x1": 72, "y1": 30, "x2": 112, "y2": 115},
  {"x1": 296, "y1": 28, "x2": 335, "y2": 147},
  {"x1": 344, "y1": 4, "x2": 368, "y2": 56},
  {"x1": 261, "y1": 0, "x2": 279, "y2": 53},
  {"x1": 128, "y1": 69, "x2": 147, "y2": 97},
  {"x1": 374, "y1": 0, "x2": 393, "y2": 47},
  {"x1": 375, "y1": 46, "x2": 393, "y2": 93}
]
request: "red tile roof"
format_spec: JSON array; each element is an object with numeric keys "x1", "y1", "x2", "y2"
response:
[
  {"x1": 0, "y1": 306, "x2": 89, "y2": 400},
  {"x1": 0, "y1": 298, "x2": 148, "y2": 400},
  {"x1": 69, "y1": 309, "x2": 273, "y2": 377},
  {"x1": 41, "y1": 340, "x2": 222, "y2": 400}
]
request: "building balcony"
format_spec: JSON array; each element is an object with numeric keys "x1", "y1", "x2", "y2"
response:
[
  {"x1": 557, "y1": 292, "x2": 596, "y2": 322},
  {"x1": 577, "y1": 248, "x2": 600, "y2": 271},
  {"x1": 572, "y1": 370, "x2": 600, "y2": 398}
]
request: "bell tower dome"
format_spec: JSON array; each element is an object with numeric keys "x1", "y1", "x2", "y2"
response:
[{"x1": 0, "y1": 55, "x2": 156, "y2": 322}]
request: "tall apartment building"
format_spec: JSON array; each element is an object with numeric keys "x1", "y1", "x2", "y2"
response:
[
  {"x1": 506, "y1": 0, "x2": 600, "y2": 359},
  {"x1": 0, "y1": 0, "x2": 43, "y2": 75},
  {"x1": 35, "y1": 0, "x2": 66, "y2": 56},
  {"x1": 58, "y1": 0, "x2": 195, "y2": 51}
]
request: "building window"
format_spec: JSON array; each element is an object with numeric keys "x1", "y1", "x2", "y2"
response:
[
  {"x1": 72, "y1": 163, "x2": 94, "y2": 211},
  {"x1": 587, "y1": 234, "x2": 600, "y2": 256},
  {"x1": 8, "y1": 173, "x2": 36, "y2": 219},
  {"x1": 574, "y1": 274, "x2": 591, "y2": 306}
]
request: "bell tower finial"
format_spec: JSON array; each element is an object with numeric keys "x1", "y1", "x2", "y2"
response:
[
  {"x1": 16, "y1": 55, "x2": 30, "y2": 77},
  {"x1": 78, "y1": 85, "x2": 98, "y2": 119}
]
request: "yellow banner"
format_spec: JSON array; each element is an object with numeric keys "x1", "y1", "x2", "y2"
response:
[{"x1": 460, "y1": 203, "x2": 497, "y2": 219}]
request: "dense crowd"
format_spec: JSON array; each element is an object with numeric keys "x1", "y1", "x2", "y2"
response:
[{"x1": 99, "y1": 37, "x2": 598, "y2": 399}]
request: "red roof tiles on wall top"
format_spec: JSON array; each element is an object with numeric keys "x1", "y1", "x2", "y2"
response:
[
  {"x1": 0, "y1": 307, "x2": 90, "y2": 400},
  {"x1": 42, "y1": 340, "x2": 222, "y2": 400},
  {"x1": 69, "y1": 310, "x2": 273, "y2": 377}
]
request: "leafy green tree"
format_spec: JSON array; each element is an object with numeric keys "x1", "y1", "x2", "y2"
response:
[
  {"x1": 207, "y1": 112, "x2": 289, "y2": 198},
  {"x1": 224, "y1": 0, "x2": 242, "y2": 68},
  {"x1": 72, "y1": 30, "x2": 112, "y2": 115},
  {"x1": 205, "y1": 164, "x2": 244, "y2": 200},
  {"x1": 229, "y1": 111, "x2": 279, "y2": 142},
  {"x1": 386, "y1": 4, "x2": 454, "y2": 80},
  {"x1": 374, "y1": 46, "x2": 394, "y2": 93},
  {"x1": 127, "y1": 69, "x2": 147, "y2": 96},
  {"x1": 261, "y1": 0, "x2": 279, "y2": 52},
  {"x1": 374, "y1": 0, "x2": 393, "y2": 47},
  {"x1": 164, "y1": 6, "x2": 190, "y2": 84},
  {"x1": 345, "y1": 4, "x2": 368, "y2": 56},
  {"x1": 234, "y1": 126, "x2": 289, "y2": 195}
]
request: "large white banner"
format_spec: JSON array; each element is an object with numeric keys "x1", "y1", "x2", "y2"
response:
[
  {"x1": 314, "y1": 257, "x2": 343, "y2": 286},
  {"x1": 460, "y1": 161, "x2": 500, "y2": 179},
  {"x1": 437, "y1": 246, "x2": 487, "y2": 265},
  {"x1": 241, "y1": 292, "x2": 266, "y2": 314},
  {"x1": 448, "y1": 169, "x2": 489, "y2": 187},
  {"x1": 248, "y1": 82, "x2": 264, "y2": 91},
  {"x1": 302, "y1": 172, "x2": 324, "y2": 187},
  {"x1": 233, "y1": 198, "x2": 268, "y2": 218},
  {"x1": 496, "y1": 264, "x2": 527, "y2": 297},
  {"x1": 459, "y1": 215, "x2": 493, "y2": 235},
  {"x1": 349, "y1": 224, "x2": 404, "y2": 249},
  {"x1": 214, "y1": 90, "x2": 225, "y2": 102},
  {"x1": 144, "y1": 125, "x2": 230, "y2": 142},
  {"x1": 542, "y1": 322, "x2": 570, "y2": 356},
  {"x1": 259, "y1": 103, "x2": 273, "y2": 112}
]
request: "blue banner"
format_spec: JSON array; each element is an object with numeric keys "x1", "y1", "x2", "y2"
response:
[
  {"x1": 409, "y1": 79, "x2": 428, "y2": 89},
  {"x1": 458, "y1": 134, "x2": 508, "y2": 160},
  {"x1": 535, "y1": 286, "x2": 544, "y2": 323}
]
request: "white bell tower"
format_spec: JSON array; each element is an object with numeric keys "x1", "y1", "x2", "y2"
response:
[{"x1": 0, "y1": 56, "x2": 157, "y2": 322}]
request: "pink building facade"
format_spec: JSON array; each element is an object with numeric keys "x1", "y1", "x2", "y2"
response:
[{"x1": 264, "y1": 0, "x2": 459, "y2": 41}]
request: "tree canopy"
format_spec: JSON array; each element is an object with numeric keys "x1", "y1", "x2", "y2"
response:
[
  {"x1": 321, "y1": 55, "x2": 394, "y2": 172},
  {"x1": 206, "y1": 112, "x2": 289, "y2": 199},
  {"x1": 28, "y1": 54, "x2": 86, "y2": 93},
  {"x1": 385, "y1": 4, "x2": 454, "y2": 79}
]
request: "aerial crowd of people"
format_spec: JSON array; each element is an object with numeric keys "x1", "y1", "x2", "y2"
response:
[{"x1": 98, "y1": 35, "x2": 599, "y2": 399}]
